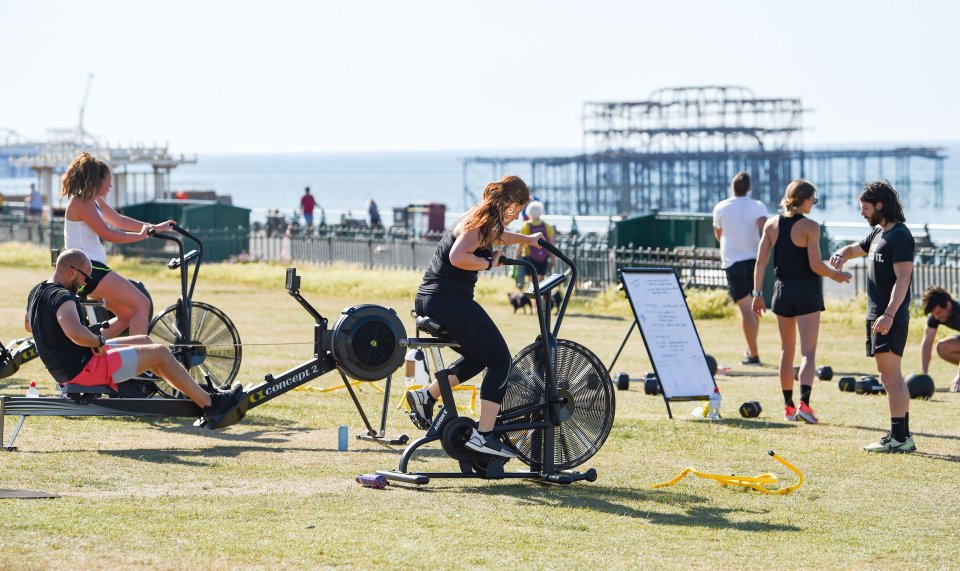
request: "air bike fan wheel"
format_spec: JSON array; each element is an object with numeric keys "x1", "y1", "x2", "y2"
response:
[
  {"x1": 329, "y1": 304, "x2": 406, "y2": 381},
  {"x1": 499, "y1": 339, "x2": 615, "y2": 471}
]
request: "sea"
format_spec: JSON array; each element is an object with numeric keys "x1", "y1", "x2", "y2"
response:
[{"x1": 5, "y1": 143, "x2": 960, "y2": 238}]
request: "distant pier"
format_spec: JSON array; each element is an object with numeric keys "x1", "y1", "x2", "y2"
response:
[{"x1": 463, "y1": 86, "x2": 945, "y2": 215}]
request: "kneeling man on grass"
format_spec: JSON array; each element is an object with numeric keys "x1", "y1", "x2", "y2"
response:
[
  {"x1": 919, "y1": 286, "x2": 960, "y2": 393},
  {"x1": 24, "y1": 249, "x2": 245, "y2": 428}
]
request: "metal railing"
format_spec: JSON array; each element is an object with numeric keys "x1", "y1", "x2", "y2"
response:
[{"x1": 6, "y1": 215, "x2": 960, "y2": 298}]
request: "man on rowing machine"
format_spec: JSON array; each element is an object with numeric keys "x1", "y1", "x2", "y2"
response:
[{"x1": 24, "y1": 249, "x2": 245, "y2": 428}]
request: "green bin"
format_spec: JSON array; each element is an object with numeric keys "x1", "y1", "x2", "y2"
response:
[{"x1": 119, "y1": 200, "x2": 251, "y2": 262}]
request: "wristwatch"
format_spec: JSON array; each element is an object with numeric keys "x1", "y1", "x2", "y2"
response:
[
  {"x1": 751, "y1": 290, "x2": 763, "y2": 297},
  {"x1": 486, "y1": 257, "x2": 494, "y2": 270},
  {"x1": 97, "y1": 334, "x2": 106, "y2": 348}
]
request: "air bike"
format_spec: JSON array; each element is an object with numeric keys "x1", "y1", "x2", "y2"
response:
[
  {"x1": 1, "y1": 229, "x2": 409, "y2": 450},
  {"x1": 378, "y1": 240, "x2": 616, "y2": 485}
]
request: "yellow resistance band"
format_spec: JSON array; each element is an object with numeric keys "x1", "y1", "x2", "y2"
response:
[{"x1": 651, "y1": 450, "x2": 803, "y2": 495}]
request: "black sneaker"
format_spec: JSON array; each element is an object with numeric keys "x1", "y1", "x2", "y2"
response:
[
  {"x1": 741, "y1": 354, "x2": 761, "y2": 365},
  {"x1": 405, "y1": 388, "x2": 435, "y2": 430},
  {"x1": 203, "y1": 384, "x2": 247, "y2": 429},
  {"x1": 464, "y1": 429, "x2": 518, "y2": 458}
]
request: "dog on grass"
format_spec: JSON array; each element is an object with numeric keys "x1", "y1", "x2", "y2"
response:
[
  {"x1": 508, "y1": 290, "x2": 563, "y2": 314},
  {"x1": 508, "y1": 292, "x2": 532, "y2": 314}
]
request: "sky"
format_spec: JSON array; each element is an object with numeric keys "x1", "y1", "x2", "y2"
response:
[{"x1": 1, "y1": 0, "x2": 957, "y2": 154}]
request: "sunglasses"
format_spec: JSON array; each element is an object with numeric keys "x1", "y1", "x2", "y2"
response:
[{"x1": 70, "y1": 265, "x2": 92, "y2": 283}]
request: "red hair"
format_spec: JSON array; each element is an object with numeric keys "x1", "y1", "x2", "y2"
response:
[{"x1": 464, "y1": 175, "x2": 530, "y2": 247}]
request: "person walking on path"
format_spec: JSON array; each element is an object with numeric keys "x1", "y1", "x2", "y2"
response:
[
  {"x1": 513, "y1": 200, "x2": 555, "y2": 288},
  {"x1": 917, "y1": 286, "x2": 960, "y2": 392},
  {"x1": 831, "y1": 180, "x2": 916, "y2": 453},
  {"x1": 753, "y1": 180, "x2": 851, "y2": 424},
  {"x1": 712, "y1": 171, "x2": 768, "y2": 365},
  {"x1": 27, "y1": 183, "x2": 44, "y2": 220},
  {"x1": 300, "y1": 187, "x2": 316, "y2": 227},
  {"x1": 367, "y1": 198, "x2": 381, "y2": 229}
]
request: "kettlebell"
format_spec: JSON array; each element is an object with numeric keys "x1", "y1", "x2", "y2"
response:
[{"x1": 739, "y1": 401, "x2": 762, "y2": 418}]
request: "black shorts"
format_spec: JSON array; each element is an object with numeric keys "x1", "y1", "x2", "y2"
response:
[
  {"x1": 522, "y1": 256, "x2": 549, "y2": 278},
  {"x1": 724, "y1": 259, "x2": 755, "y2": 302},
  {"x1": 865, "y1": 319, "x2": 909, "y2": 357},
  {"x1": 771, "y1": 278, "x2": 824, "y2": 317},
  {"x1": 77, "y1": 260, "x2": 112, "y2": 298}
]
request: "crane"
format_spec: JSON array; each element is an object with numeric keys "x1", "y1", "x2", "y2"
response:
[{"x1": 78, "y1": 73, "x2": 94, "y2": 142}]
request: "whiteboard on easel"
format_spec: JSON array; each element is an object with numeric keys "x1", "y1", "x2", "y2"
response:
[{"x1": 619, "y1": 268, "x2": 716, "y2": 400}]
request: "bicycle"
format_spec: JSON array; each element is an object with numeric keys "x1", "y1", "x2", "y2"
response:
[
  {"x1": 145, "y1": 224, "x2": 242, "y2": 396},
  {"x1": 378, "y1": 239, "x2": 616, "y2": 485}
]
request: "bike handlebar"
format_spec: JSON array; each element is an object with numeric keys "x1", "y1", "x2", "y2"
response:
[{"x1": 537, "y1": 237, "x2": 570, "y2": 265}]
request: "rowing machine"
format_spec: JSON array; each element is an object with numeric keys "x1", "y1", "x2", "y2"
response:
[{"x1": 1, "y1": 268, "x2": 408, "y2": 450}]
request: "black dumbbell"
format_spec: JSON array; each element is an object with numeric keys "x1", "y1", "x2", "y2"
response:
[
  {"x1": 817, "y1": 366, "x2": 834, "y2": 381},
  {"x1": 855, "y1": 375, "x2": 885, "y2": 395},
  {"x1": 643, "y1": 373, "x2": 661, "y2": 396},
  {"x1": 838, "y1": 376, "x2": 856, "y2": 392},
  {"x1": 739, "y1": 401, "x2": 762, "y2": 418},
  {"x1": 615, "y1": 372, "x2": 630, "y2": 391},
  {"x1": 705, "y1": 355, "x2": 718, "y2": 377}
]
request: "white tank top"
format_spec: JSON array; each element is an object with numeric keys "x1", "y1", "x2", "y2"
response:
[{"x1": 64, "y1": 218, "x2": 108, "y2": 263}]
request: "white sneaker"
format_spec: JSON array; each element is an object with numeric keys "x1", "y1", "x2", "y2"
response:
[
  {"x1": 405, "y1": 388, "x2": 434, "y2": 430},
  {"x1": 464, "y1": 428, "x2": 517, "y2": 458}
]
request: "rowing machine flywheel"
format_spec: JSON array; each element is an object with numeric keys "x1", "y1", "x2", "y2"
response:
[{"x1": 329, "y1": 304, "x2": 406, "y2": 381}]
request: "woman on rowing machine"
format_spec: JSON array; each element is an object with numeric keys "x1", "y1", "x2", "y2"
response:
[
  {"x1": 406, "y1": 175, "x2": 542, "y2": 458},
  {"x1": 60, "y1": 152, "x2": 174, "y2": 337}
]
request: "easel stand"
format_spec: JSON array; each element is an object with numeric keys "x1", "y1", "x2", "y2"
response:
[{"x1": 611, "y1": 268, "x2": 719, "y2": 419}]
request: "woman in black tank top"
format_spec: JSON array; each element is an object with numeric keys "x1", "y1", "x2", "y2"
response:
[
  {"x1": 406, "y1": 175, "x2": 544, "y2": 458},
  {"x1": 752, "y1": 180, "x2": 852, "y2": 425}
]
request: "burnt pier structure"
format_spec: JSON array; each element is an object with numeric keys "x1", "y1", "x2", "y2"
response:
[{"x1": 463, "y1": 86, "x2": 944, "y2": 215}]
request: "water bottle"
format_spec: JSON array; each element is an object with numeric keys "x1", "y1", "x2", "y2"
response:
[
  {"x1": 25, "y1": 381, "x2": 39, "y2": 398},
  {"x1": 355, "y1": 474, "x2": 389, "y2": 489},
  {"x1": 337, "y1": 425, "x2": 349, "y2": 451},
  {"x1": 707, "y1": 388, "x2": 722, "y2": 420}
]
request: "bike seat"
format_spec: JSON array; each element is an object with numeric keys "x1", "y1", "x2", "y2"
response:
[{"x1": 416, "y1": 316, "x2": 452, "y2": 340}]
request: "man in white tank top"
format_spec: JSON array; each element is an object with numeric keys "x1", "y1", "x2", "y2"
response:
[{"x1": 712, "y1": 171, "x2": 768, "y2": 365}]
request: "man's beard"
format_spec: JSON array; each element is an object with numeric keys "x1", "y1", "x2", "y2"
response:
[
  {"x1": 865, "y1": 210, "x2": 883, "y2": 226},
  {"x1": 66, "y1": 279, "x2": 82, "y2": 295}
]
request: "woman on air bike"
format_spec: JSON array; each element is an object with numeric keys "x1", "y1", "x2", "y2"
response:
[
  {"x1": 406, "y1": 175, "x2": 542, "y2": 458},
  {"x1": 60, "y1": 152, "x2": 175, "y2": 337}
]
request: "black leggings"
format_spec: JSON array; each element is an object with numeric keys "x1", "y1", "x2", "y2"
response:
[{"x1": 415, "y1": 294, "x2": 512, "y2": 405}]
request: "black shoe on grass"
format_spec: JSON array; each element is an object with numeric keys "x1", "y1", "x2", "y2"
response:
[{"x1": 203, "y1": 384, "x2": 247, "y2": 429}]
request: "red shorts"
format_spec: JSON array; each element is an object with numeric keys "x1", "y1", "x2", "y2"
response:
[{"x1": 65, "y1": 346, "x2": 137, "y2": 390}]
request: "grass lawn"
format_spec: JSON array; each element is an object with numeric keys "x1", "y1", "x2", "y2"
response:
[{"x1": 2, "y1": 243, "x2": 959, "y2": 569}]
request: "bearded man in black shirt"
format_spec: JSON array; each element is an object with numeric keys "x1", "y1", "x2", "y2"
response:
[
  {"x1": 25, "y1": 249, "x2": 244, "y2": 428},
  {"x1": 831, "y1": 181, "x2": 916, "y2": 453},
  {"x1": 919, "y1": 286, "x2": 960, "y2": 392}
]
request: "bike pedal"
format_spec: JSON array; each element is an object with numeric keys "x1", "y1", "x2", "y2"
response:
[{"x1": 408, "y1": 411, "x2": 428, "y2": 430}]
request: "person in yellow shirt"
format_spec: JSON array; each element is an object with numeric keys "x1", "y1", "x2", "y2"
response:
[{"x1": 513, "y1": 200, "x2": 555, "y2": 288}]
